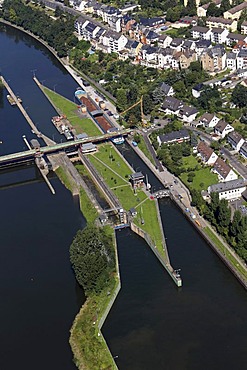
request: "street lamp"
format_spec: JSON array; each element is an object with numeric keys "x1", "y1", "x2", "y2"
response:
[{"x1": 53, "y1": 84, "x2": 57, "y2": 92}]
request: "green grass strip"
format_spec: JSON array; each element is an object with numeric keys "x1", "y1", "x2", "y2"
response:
[
  {"x1": 43, "y1": 87, "x2": 101, "y2": 136},
  {"x1": 137, "y1": 136, "x2": 156, "y2": 166},
  {"x1": 204, "y1": 227, "x2": 247, "y2": 279}
]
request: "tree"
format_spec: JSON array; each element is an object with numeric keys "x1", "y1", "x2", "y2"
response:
[
  {"x1": 116, "y1": 88, "x2": 127, "y2": 112},
  {"x1": 216, "y1": 199, "x2": 231, "y2": 234},
  {"x1": 70, "y1": 225, "x2": 114, "y2": 295},
  {"x1": 232, "y1": 84, "x2": 247, "y2": 108},
  {"x1": 221, "y1": 0, "x2": 231, "y2": 12},
  {"x1": 207, "y1": 3, "x2": 222, "y2": 16}
]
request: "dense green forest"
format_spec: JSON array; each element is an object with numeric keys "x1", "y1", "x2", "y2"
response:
[
  {"x1": 1, "y1": 0, "x2": 78, "y2": 57},
  {"x1": 70, "y1": 225, "x2": 115, "y2": 296}
]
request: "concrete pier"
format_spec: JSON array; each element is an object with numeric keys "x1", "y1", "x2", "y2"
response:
[{"x1": 0, "y1": 76, "x2": 56, "y2": 146}]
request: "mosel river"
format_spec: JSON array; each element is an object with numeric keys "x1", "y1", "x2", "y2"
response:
[{"x1": 1, "y1": 23, "x2": 247, "y2": 370}]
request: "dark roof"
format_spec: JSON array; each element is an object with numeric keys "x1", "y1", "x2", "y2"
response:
[
  {"x1": 214, "y1": 120, "x2": 229, "y2": 133},
  {"x1": 162, "y1": 96, "x2": 182, "y2": 111},
  {"x1": 146, "y1": 30, "x2": 159, "y2": 40},
  {"x1": 85, "y1": 22, "x2": 97, "y2": 33},
  {"x1": 130, "y1": 172, "x2": 144, "y2": 180},
  {"x1": 196, "y1": 39, "x2": 211, "y2": 48},
  {"x1": 179, "y1": 105, "x2": 198, "y2": 117},
  {"x1": 228, "y1": 33, "x2": 246, "y2": 41},
  {"x1": 160, "y1": 82, "x2": 172, "y2": 95},
  {"x1": 191, "y1": 26, "x2": 210, "y2": 33},
  {"x1": 207, "y1": 16, "x2": 234, "y2": 25},
  {"x1": 228, "y1": 131, "x2": 244, "y2": 144},
  {"x1": 139, "y1": 17, "x2": 164, "y2": 27},
  {"x1": 159, "y1": 129, "x2": 190, "y2": 144},
  {"x1": 209, "y1": 179, "x2": 246, "y2": 193},
  {"x1": 170, "y1": 38, "x2": 184, "y2": 47}
]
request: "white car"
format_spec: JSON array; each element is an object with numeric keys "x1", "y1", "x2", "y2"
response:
[{"x1": 113, "y1": 114, "x2": 119, "y2": 119}]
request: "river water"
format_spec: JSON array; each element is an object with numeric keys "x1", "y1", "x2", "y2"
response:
[{"x1": 1, "y1": 23, "x2": 247, "y2": 370}]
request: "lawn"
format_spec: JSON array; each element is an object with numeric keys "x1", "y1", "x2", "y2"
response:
[
  {"x1": 88, "y1": 143, "x2": 164, "y2": 253},
  {"x1": 180, "y1": 167, "x2": 218, "y2": 191},
  {"x1": 43, "y1": 87, "x2": 101, "y2": 136},
  {"x1": 137, "y1": 136, "x2": 156, "y2": 166},
  {"x1": 182, "y1": 155, "x2": 199, "y2": 170}
]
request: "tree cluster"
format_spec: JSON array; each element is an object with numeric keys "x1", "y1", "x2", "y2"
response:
[
  {"x1": 191, "y1": 191, "x2": 247, "y2": 261},
  {"x1": 232, "y1": 84, "x2": 247, "y2": 108},
  {"x1": 70, "y1": 225, "x2": 115, "y2": 296},
  {"x1": 2, "y1": 0, "x2": 78, "y2": 57}
]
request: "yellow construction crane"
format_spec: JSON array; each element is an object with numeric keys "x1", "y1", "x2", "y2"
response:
[{"x1": 120, "y1": 96, "x2": 147, "y2": 126}]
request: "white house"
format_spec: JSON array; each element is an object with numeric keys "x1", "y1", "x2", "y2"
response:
[
  {"x1": 100, "y1": 30, "x2": 127, "y2": 53},
  {"x1": 198, "y1": 113, "x2": 220, "y2": 128},
  {"x1": 208, "y1": 179, "x2": 246, "y2": 201},
  {"x1": 178, "y1": 104, "x2": 198, "y2": 123},
  {"x1": 210, "y1": 27, "x2": 229, "y2": 44},
  {"x1": 226, "y1": 52, "x2": 237, "y2": 71},
  {"x1": 236, "y1": 49, "x2": 247, "y2": 70},
  {"x1": 227, "y1": 131, "x2": 245, "y2": 151},
  {"x1": 197, "y1": 141, "x2": 218, "y2": 165},
  {"x1": 212, "y1": 157, "x2": 238, "y2": 182},
  {"x1": 214, "y1": 120, "x2": 234, "y2": 138},
  {"x1": 158, "y1": 34, "x2": 173, "y2": 48},
  {"x1": 191, "y1": 26, "x2": 212, "y2": 40}
]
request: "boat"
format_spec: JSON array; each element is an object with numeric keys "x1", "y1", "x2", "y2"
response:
[
  {"x1": 7, "y1": 94, "x2": 22, "y2": 105},
  {"x1": 7, "y1": 94, "x2": 16, "y2": 106},
  {"x1": 111, "y1": 136, "x2": 125, "y2": 145}
]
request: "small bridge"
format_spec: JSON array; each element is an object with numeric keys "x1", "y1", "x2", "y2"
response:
[{"x1": 0, "y1": 129, "x2": 132, "y2": 167}]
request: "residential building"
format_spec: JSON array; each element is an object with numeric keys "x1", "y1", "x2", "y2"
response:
[
  {"x1": 198, "y1": 113, "x2": 220, "y2": 127},
  {"x1": 74, "y1": 18, "x2": 103, "y2": 41},
  {"x1": 214, "y1": 120, "x2": 234, "y2": 138},
  {"x1": 210, "y1": 28, "x2": 228, "y2": 44},
  {"x1": 108, "y1": 16, "x2": 121, "y2": 32},
  {"x1": 157, "y1": 129, "x2": 190, "y2": 146},
  {"x1": 197, "y1": 3, "x2": 210, "y2": 17},
  {"x1": 195, "y1": 39, "x2": 212, "y2": 57},
  {"x1": 157, "y1": 48, "x2": 174, "y2": 69},
  {"x1": 160, "y1": 82, "x2": 174, "y2": 96},
  {"x1": 213, "y1": 157, "x2": 238, "y2": 182},
  {"x1": 170, "y1": 38, "x2": 184, "y2": 51},
  {"x1": 236, "y1": 48, "x2": 247, "y2": 69},
  {"x1": 241, "y1": 20, "x2": 247, "y2": 35},
  {"x1": 224, "y1": 2, "x2": 247, "y2": 20},
  {"x1": 208, "y1": 179, "x2": 246, "y2": 200},
  {"x1": 100, "y1": 30, "x2": 128, "y2": 53},
  {"x1": 140, "y1": 45, "x2": 159, "y2": 67},
  {"x1": 191, "y1": 26, "x2": 211, "y2": 40},
  {"x1": 197, "y1": 141, "x2": 218, "y2": 165},
  {"x1": 144, "y1": 30, "x2": 160, "y2": 45},
  {"x1": 158, "y1": 34, "x2": 173, "y2": 48},
  {"x1": 161, "y1": 96, "x2": 183, "y2": 115},
  {"x1": 178, "y1": 50, "x2": 197, "y2": 69},
  {"x1": 178, "y1": 104, "x2": 198, "y2": 123},
  {"x1": 192, "y1": 83, "x2": 204, "y2": 98},
  {"x1": 227, "y1": 131, "x2": 245, "y2": 151},
  {"x1": 226, "y1": 52, "x2": 237, "y2": 71},
  {"x1": 200, "y1": 45, "x2": 226, "y2": 72},
  {"x1": 119, "y1": 4, "x2": 141, "y2": 14},
  {"x1": 226, "y1": 32, "x2": 247, "y2": 46},
  {"x1": 206, "y1": 17, "x2": 237, "y2": 32},
  {"x1": 239, "y1": 141, "x2": 247, "y2": 159},
  {"x1": 139, "y1": 17, "x2": 164, "y2": 28}
]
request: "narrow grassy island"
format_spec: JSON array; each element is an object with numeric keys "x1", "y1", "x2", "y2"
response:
[{"x1": 69, "y1": 225, "x2": 119, "y2": 370}]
